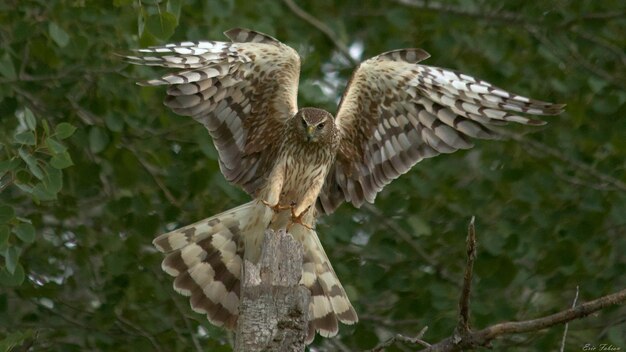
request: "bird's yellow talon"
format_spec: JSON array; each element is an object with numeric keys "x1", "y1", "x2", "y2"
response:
[{"x1": 287, "y1": 206, "x2": 313, "y2": 231}]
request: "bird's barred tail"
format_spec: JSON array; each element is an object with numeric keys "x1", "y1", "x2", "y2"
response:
[
  {"x1": 290, "y1": 224, "x2": 359, "y2": 343},
  {"x1": 152, "y1": 202, "x2": 255, "y2": 330},
  {"x1": 152, "y1": 201, "x2": 357, "y2": 343}
]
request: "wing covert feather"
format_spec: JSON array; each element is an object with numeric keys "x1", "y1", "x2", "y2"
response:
[
  {"x1": 126, "y1": 28, "x2": 301, "y2": 195},
  {"x1": 317, "y1": 49, "x2": 564, "y2": 214}
]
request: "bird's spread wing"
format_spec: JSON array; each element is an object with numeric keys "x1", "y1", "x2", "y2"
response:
[
  {"x1": 126, "y1": 28, "x2": 301, "y2": 195},
  {"x1": 317, "y1": 49, "x2": 564, "y2": 214}
]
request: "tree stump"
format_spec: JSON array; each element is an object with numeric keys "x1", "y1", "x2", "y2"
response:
[{"x1": 234, "y1": 229, "x2": 310, "y2": 352}]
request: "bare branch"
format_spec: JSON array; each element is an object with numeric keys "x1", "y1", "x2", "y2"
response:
[
  {"x1": 393, "y1": 0, "x2": 526, "y2": 24},
  {"x1": 395, "y1": 0, "x2": 626, "y2": 29},
  {"x1": 373, "y1": 220, "x2": 625, "y2": 351},
  {"x1": 455, "y1": 217, "x2": 476, "y2": 338},
  {"x1": 524, "y1": 26, "x2": 626, "y2": 90},
  {"x1": 505, "y1": 132, "x2": 626, "y2": 193},
  {"x1": 569, "y1": 27, "x2": 626, "y2": 66},
  {"x1": 123, "y1": 143, "x2": 183, "y2": 207},
  {"x1": 368, "y1": 326, "x2": 430, "y2": 352},
  {"x1": 561, "y1": 10, "x2": 626, "y2": 27},
  {"x1": 559, "y1": 286, "x2": 580, "y2": 352},
  {"x1": 281, "y1": 0, "x2": 358, "y2": 66},
  {"x1": 115, "y1": 313, "x2": 164, "y2": 352},
  {"x1": 361, "y1": 314, "x2": 423, "y2": 327},
  {"x1": 420, "y1": 288, "x2": 626, "y2": 351}
]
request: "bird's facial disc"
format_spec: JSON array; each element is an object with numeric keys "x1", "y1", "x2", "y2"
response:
[{"x1": 300, "y1": 112, "x2": 320, "y2": 142}]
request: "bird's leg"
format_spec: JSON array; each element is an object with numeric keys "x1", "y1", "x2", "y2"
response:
[
  {"x1": 287, "y1": 203, "x2": 313, "y2": 231},
  {"x1": 260, "y1": 199, "x2": 291, "y2": 213},
  {"x1": 260, "y1": 161, "x2": 286, "y2": 213}
]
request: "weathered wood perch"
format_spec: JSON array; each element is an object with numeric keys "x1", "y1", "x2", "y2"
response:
[{"x1": 234, "y1": 229, "x2": 310, "y2": 352}]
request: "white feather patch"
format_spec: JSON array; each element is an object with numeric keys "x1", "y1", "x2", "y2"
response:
[
  {"x1": 330, "y1": 295, "x2": 350, "y2": 314},
  {"x1": 181, "y1": 244, "x2": 207, "y2": 267},
  {"x1": 162, "y1": 232, "x2": 189, "y2": 252},
  {"x1": 204, "y1": 281, "x2": 228, "y2": 302},
  {"x1": 318, "y1": 272, "x2": 337, "y2": 291},
  {"x1": 301, "y1": 263, "x2": 317, "y2": 287},
  {"x1": 311, "y1": 296, "x2": 333, "y2": 318},
  {"x1": 224, "y1": 254, "x2": 242, "y2": 276},
  {"x1": 221, "y1": 291, "x2": 239, "y2": 314},
  {"x1": 189, "y1": 262, "x2": 215, "y2": 288}
]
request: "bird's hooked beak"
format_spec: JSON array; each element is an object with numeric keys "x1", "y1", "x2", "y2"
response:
[{"x1": 306, "y1": 125, "x2": 316, "y2": 141}]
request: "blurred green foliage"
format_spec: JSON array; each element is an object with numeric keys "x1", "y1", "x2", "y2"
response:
[{"x1": 0, "y1": 0, "x2": 625, "y2": 351}]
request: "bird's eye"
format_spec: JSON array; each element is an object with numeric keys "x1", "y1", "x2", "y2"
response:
[
  {"x1": 317, "y1": 123, "x2": 325, "y2": 130},
  {"x1": 302, "y1": 119, "x2": 307, "y2": 127}
]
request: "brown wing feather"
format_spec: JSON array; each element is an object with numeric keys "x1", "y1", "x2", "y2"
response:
[
  {"x1": 317, "y1": 49, "x2": 565, "y2": 214},
  {"x1": 126, "y1": 28, "x2": 301, "y2": 195}
]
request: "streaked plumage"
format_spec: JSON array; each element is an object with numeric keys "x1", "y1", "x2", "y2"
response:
[{"x1": 126, "y1": 28, "x2": 563, "y2": 343}]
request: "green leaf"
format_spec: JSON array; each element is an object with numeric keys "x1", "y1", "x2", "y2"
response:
[
  {"x1": 14, "y1": 182, "x2": 33, "y2": 194},
  {"x1": 49, "y1": 22, "x2": 70, "y2": 47},
  {"x1": 137, "y1": 8, "x2": 145, "y2": 36},
  {"x1": 24, "y1": 107, "x2": 36, "y2": 131},
  {"x1": 14, "y1": 223, "x2": 35, "y2": 244},
  {"x1": 18, "y1": 149, "x2": 44, "y2": 180},
  {"x1": 105, "y1": 113, "x2": 124, "y2": 132},
  {"x1": 31, "y1": 183, "x2": 57, "y2": 201},
  {"x1": 0, "y1": 158, "x2": 20, "y2": 178},
  {"x1": 29, "y1": 164, "x2": 44, "y2": 180},
  {"x1": 0, "y1": 226, "x2": 9, "y2": 251},
  {"x1": 50, "y1": 151, "x2": 73, "y2": 169},
  {"x1": 55, "y1": 122, "x2": 76, "y2": 139},
  {"x1": 42, "y1": 165, "x2": 62, "y2": 193},
  {"x1": 89, "y1": 127, "x2": 110, "y2": 153},
  {"x1": 113, "y1": 0, "x2": 134, "y2": 6},
  {"x1": 0, "y1": 53, "x2": 16, "y2": 80},
  {"x1": 145, "y1": 12, "x2": 177, "y2": 40},
  {"x1": 42, "y1": 119, "x2": 50, "y2": 135},
  {"x1": 0, "y1": 330, "x2": 34, "y2": 351},
  {"x1": 4, "y1": 246, "x2": 19, "y2": 274},
  {"x1": 167, "y1": 0, "x2": 183, "y2": 19},
  {"x1": 0, "y1": 262, "x2": 25, "y2": 286},
  {"x1": 14, "y1": 131, "x2": 36, "y2": 145},
  {"x1": 45, "y1": 137, "x2": 67, "y2": 154},
  {"x1": 0, "y1": 205, "x2": 15, "y2": 224}
]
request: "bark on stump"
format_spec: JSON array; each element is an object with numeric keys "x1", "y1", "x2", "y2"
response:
[{"x1": 234, "y1": 229, "x2": 310, "y2": 352}]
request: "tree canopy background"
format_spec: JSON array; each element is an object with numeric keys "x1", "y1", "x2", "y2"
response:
[{"x1": 1, "y1": 1, "x2": 625, "y2": 351}]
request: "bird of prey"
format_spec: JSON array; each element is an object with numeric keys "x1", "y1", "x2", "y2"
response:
[{"x1": 126, "y1": 28, "x2": 563, "y2": 343}]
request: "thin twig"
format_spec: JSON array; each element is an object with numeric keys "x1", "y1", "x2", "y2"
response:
[
  {"x1": 325, "y1": 338, "x2": 353, "y2": 352},
  {"x1": 504, "y1": 132, "x2": 626, "y2": 193},
  {"x1": 455, "y1": 217, "x2": 476, "y2": 339},
  {"x1": 361, "y1": 314, "x2": 423, "y2": 327},
  {"x1": 553, "y1": 168, "x2": 619, "y2": 192},
  {"x1": 124, "y1": 143, "x2": 182, "y2": 207},
  {"x1": 525, "y1": 26, "x2": 626, "y2": 90},
  {"x1": 169, "y1": 288, "x2": 204, "y2": 352},
  {"x1": 559, "y1": 286, "x2": 580, "y2": 352},
  {"x1": 394, "y1": 0, "x2": 526, "y2": 25},
  {"x1": 115, "y1": 313, "x2": 164, "y2": 352},
  {"x1": 368, "y1": 326, "x2": 430, "y2": 352},
  {"x1": 569, "y1": 27, "x2": 626, "y2": 66},
  {"x1": 420, "y1": 288, "x2": 626, "y2": 351},
  {"x1": 364, "y1": 203, "x2": 460, "y2": 286},
  {"x1": 281, "y1": 0, "x2": 358, "y2": 66},
  {"x1": 561, "y1": 10, "x2": 626, "y2": 27},
  {"x1": 29, "y1": 299, "x2": 94, "y2": 331}
]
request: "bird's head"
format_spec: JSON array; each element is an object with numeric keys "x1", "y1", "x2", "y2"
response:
[{"x1": 294, "y1": 107, "x2": 334, "y2": 143}]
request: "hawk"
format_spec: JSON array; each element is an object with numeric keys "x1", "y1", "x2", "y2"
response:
[{"x1": 126, "y1": 28, "x2": 564, "y2": 343}]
